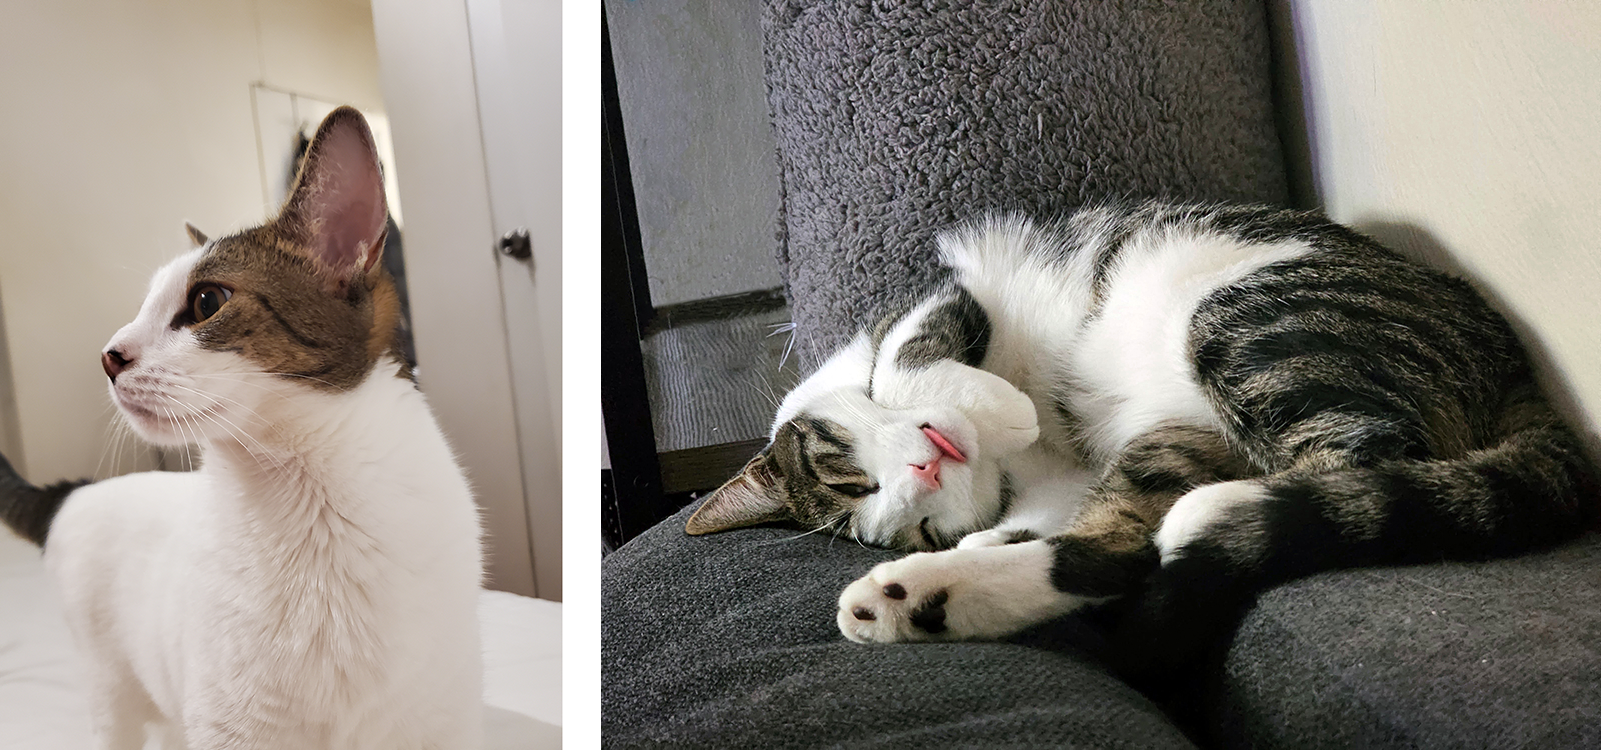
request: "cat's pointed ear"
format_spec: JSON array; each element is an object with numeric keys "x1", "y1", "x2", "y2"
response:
[
  {"x1": 184, "y1": 221, "x2": 208, "y2": 248},
  {"x1": 277, "y1": 106, "x2": 388, "y2": 292},
  {"x1": 685, "y1": 452, "x2": 790, "y2": 535}
]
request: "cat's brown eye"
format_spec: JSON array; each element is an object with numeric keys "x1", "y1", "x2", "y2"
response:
[
  {"x1": 828, "y1": 482, "x2": 878, "y2": 498},
  {"x1": 190, "y1": 285, "x2": 232, "y2": 323}
]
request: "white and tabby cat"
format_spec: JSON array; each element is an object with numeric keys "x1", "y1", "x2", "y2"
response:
[
  {"x1": 688, "y1": 204, "x2": 1596, "y2": 666},
  {"x1": 0, "y1": 108, "x2": 483, "y2": 748}
]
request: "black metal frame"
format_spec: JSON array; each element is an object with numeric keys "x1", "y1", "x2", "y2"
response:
[{"x1": 601, "y1": 9, "x2": 672, "y2": 550}]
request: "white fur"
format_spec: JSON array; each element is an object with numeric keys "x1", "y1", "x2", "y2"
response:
[
  {"x1": 1154, "y1": 479, "x2": 1269, "y2": 564},
  {"x1": 47, "y1": 251, "x2": 484, "y2": 749},
  {"x1": 957, "y1": 443, "x2": 1096, "y2": 548},
  {"x1": 771, "y1": 333, "x2": 874, "y2": 431},
  {"x1": 837, "y1": 541, "x2": 1096, "y2": 642},
  {"x1": 771, "y1": 302, "x2": 1041, "y2": 548},
  {"x1": 945, "y1": 214, "x2": 1314, "y2": 463}
]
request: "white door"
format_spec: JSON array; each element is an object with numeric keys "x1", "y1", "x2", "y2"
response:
[
  {"x1": 370, "y1": 0, "x2": 561, "y2": 600},
  {"x1": 466, "y1": 0, "x2": 563, "y2": 601}
]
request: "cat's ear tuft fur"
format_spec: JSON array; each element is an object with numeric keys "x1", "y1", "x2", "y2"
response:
[
  {"x1": 685, "y1": 453, "x2": 790, "y2": 535},
  {"x1": 277, "y1": 106, "x2": 388, "y2": 293},
  {"x1": 184, "y1": 222, "x2": 208, "y2": 248}
]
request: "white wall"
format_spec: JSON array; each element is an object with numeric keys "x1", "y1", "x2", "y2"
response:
[
  {"x1": 0, "y1": 0, "x2": 384, "y2": 482},
  {"x1": 1285, "y1": 1, "x2": 1601, "y2": 457}
]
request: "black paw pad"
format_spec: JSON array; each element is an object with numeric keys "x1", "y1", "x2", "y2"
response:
[
  {"x1": 882, "y1": 583, "x2": 907, "y2": 600},
  {"x1": 852, "y1": 607, "x2": 875, "y2": 621},
  {"x1": 909, "y1": 590, "x2": 949, "y2": 634}
]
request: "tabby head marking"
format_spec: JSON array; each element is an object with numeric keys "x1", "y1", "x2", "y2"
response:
[
  {"x1": 686, "y1": 388, "x2": 1008, "y2": 550},
  {"x1": 103, "y1": 106, "x2": 400, "y2": 447}
]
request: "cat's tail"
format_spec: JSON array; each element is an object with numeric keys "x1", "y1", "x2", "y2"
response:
[
  {"x1": 1124, "y1": 390, "x2": 1599, "y2": 677},
  {"x1": 0, "y1": 452, "x2": 88, "y2": 547}
]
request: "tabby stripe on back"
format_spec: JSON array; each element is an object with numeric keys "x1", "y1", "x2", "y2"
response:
[{"x1": 1191, "y1": 248, "x2": 1512, "y2": 470}]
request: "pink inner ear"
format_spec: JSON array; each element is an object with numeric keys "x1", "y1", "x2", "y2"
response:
[{"x1": 291, "y1": 110, "x2": 387, "y2": 278}]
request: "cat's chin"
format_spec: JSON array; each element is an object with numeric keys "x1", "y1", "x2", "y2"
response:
[
  {"x1": 118, "y1": 408, "x2": 192, "y2": 447},
  {"x1": 113, "y1": 394, "x2": 217, "y2": 448}
]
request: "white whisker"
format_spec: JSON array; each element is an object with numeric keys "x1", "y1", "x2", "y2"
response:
[{"x1": 190, "y1": 371, "x2": 340, "y2": 389}]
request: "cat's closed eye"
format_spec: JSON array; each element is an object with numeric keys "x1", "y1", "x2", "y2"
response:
[
  {"x1": 190, "y1": 285, "x2": 232, "y2": 324},
  {"x1": 827, "y1": 482, "x2": 879, "y2": 498}
]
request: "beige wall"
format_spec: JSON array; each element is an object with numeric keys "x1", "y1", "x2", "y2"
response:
[
  {"x1": 1286, "y1": 1, "x2": 1601, "y2": 456},
  {"x1": 0, "y1": 0, "x2": 383, "y2": 481}
]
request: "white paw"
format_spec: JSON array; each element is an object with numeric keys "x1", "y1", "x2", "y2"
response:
[
  {"x1": 837, "y1": 553, "x2": 957, "y2": 644},
  {"x1": 945, "y1": 363, "x2": 1040, "y2": 457},
  {"x1": 980, "y1": 376, "x2": 1041, "y2": 454},
  {"x1": 837, "y1": 543, "x2": 1081, "y2": 644},
  {"x1": 909, "y1": 361, "x2": 1039, "y2": 458},
  {"x1": 1154, "y1": 480, "x2": 1269, "y2": 564}
]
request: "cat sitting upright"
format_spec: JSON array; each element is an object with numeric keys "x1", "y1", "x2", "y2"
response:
[
  {"x1": 688, "y1": 204, "x2": 1597, "y2": 670},
  {"x1": 0, "y1": 107, "x2": 483, "y2": 749}
]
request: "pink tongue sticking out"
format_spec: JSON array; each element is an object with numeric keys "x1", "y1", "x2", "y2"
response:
[{"x1": 921, "y1": 426, "x2": 967, "y2": 463}]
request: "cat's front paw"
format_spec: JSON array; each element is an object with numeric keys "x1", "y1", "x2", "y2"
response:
[
  {"x1": 837, "y1": 553, "x2": 954, "y2": 643},
  {"x1": 946, "y1": 363, "x2": 1039, "y2": 457},
  {"x1": 837, "y1": 542, "x2": 1084, "y2": 644}
]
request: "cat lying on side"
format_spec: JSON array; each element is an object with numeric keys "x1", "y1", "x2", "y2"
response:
[
  {"x1": 0, "y1": 107, "x2": 483, "y2": 749},
  {"x1": 688, "y1": 203, "x2": 1596, "y2": 668}
]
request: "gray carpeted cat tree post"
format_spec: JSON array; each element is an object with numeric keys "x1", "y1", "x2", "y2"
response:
[{"x1": 763, "y1": 0, "x2": 1289, "y2": 365}]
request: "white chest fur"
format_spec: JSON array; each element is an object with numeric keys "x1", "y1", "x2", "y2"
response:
[{"x1": 45, "y1": 371, "x2": 484, "y2": 749}]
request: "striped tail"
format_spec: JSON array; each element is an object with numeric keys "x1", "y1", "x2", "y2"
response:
[
  {"x1": 0, "y1": 452, "x2": 88, "y2": 547},
  {"x1": 1124, "y1": 396, "x2": 1599, "y2": 679}
]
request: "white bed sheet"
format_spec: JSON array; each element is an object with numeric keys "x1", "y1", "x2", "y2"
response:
[{"x1": 0, "y1": 531, "x2": 560, "y2": 748}]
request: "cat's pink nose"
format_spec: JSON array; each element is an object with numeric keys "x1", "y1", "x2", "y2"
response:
[
  {"x1": 102, "y1": 350, "x2": 133, "y2": 382},
  {"x1": 910, "y1": 459, "x2": 942, "y2": 490}
]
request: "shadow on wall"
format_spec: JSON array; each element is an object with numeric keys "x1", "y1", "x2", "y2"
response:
[
  {"x1": 1356, "y1": 218, "x2": 1601, "y2": 471},
  {"x1": 0, "y1": 286, "x2": 23, "y2": 469},
  {"x1": 1264, "y1": 0, "x2": 1320, "y2": 210}
]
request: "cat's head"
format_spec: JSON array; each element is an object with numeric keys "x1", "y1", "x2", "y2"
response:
[
  {"x1": 685, "y1": 386, "x2": 1013, "y2": 551},
  {"x1": 103, "y1": 106, "x2": 401, "y2": 447}
]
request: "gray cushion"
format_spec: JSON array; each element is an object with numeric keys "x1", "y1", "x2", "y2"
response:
[
  {"x1": 603, "y1": 505, "x2": 1197, "y2": 748},
  {"x1": 763, "y1": 0, "x2": 1291, "y2": 365},
  {"x1": 1213, "y1": 534, "x2": 1601, "y2": 749}
]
